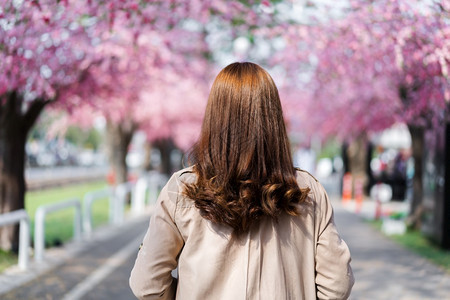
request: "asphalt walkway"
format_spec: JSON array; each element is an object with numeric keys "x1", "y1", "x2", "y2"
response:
[
  {"x1": 334, "y1": 201, "x2": 450, "y2": 300},
  {"x1": 0, "y1": 215, "x2": 148, "y2": 300},
  {"x1": 1, "y1": 188, "x2": 449, "y2": 299}
]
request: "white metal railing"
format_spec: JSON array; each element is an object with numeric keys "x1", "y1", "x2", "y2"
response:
[
  {"x1": 131, "y1": 173, "x2": 167, "y2": 215},
  {"x1": 0, "y1": 172, "x2": 167, "y2": 270},
  {"x1": 148, "y1": 172, "x2": 168, "y2": 205},
  {"x1": 112, "y1": 182, "x2": 134, "y2": 225},
  {"x1": 83, "y1": 173, "x2": 164, "y2": 230},
  {"x1": 131, "y1": 177, "x2": 148, "y2": 215},
  {"x1": 0, "y1": 209, "x2": 30, "y2": 270},
  {"x1": 34, "y1": 198, "x2": 82, "y2": 262},
  {"x1": 83, "y1": 188, "x2": 114, "y2": 236}
]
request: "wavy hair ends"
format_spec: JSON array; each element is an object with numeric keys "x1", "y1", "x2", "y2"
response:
[{"x1": 184, "y1": 62, "x2": 310, "y2": 236}]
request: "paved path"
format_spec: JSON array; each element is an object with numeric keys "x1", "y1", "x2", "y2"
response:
[
  {"x1": 334, "y1": 201, "x2": 450, "y2": 300},
  {"x1": 0, "y1": 216, "x2": 148, "y2": 299},
  {"x1": 1, "y1": 181, "x2": 450, "y2": 299}
]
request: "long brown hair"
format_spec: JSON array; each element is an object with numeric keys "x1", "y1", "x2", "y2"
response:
[{"x1": 184, "y1": 62, "x2": 309, "y2": 236}]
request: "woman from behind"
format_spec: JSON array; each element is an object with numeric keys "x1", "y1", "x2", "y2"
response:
[{"x1": 130, "y1": 62, "x2": 354, "y2": 299}]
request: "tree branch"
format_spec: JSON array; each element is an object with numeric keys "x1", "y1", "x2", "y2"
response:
[{"x1": 22, "y1": 99, "x2": 50, "y2": 134}]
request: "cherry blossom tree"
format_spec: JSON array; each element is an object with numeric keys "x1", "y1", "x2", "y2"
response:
[
  {"x1": 0, "y1": 0, "x2": 108, "y2": 250},
  {"x1": 58, "y1": 1, "x2": 262, "y2": 181},
  {"x1": 0, "y1": 0, "x2": 173, "y2": 249},
  {"x1": 274, "y1": 0, "x2": 448, "y2": 227},
  {"x1": 61, "y1": 35, "x2": 211, "y2": 180},
  {"x1": 0, "y1": 0, "x2": 280, "y2": 250}
]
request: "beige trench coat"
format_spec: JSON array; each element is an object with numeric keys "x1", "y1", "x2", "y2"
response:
[{"x1": 130, "y1": 167, "x2": 354, "y2": 299}]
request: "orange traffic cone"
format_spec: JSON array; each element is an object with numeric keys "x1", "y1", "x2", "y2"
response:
[{"x1": 342, "y1": 173, "x2": 352, "y2": 204}]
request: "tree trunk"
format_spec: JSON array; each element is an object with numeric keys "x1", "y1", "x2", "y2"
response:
[
  {"x1": 0, "y1": 125, "x2": 26, "y2": 251},
  {"x1": 443, "y1": 121, "x2": 450, "y2": 249},
  {"x1": 340, "y1": 142, "x2": 349, "y2": 195},
  {"x1": 143, "y1": 141, "x2": 153, "y2": 171},
  {"x1": 407, "y1": 124, "x2": 425, "y2": 230},
  {"x1": 347, "y1": 134, "x2": 368, "y2": 194},
  {"x1": 153, "y1": 139, "x2": 174, "y2": 175},
  {"x1": 366, "y1": 142, "x2": 375, "y2": 194},
  {"x1": 0, "y1": 92, "x2": 47, "y2": 251},
  {"x1": 342, "y1": 142, "x2": 349, "y2": 174},
  {"x1": 105, "y1": 121, "x2": 135, "y2": 185}
]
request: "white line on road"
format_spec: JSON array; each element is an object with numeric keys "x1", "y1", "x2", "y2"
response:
[{"x1": 62, "y1": 235, "x2": 143, "y2": 300}]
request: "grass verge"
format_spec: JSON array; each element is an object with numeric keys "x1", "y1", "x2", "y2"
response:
[
  {"x1": 369, "y1": 219, "x2": 450, "y2": 272},
  {"x1": 26, "y1": 180, "x2": 110, "y2": 247},
  {"x1": 1, "y1": 180, "x2": 110, "y2": 272},
  {"x1": 0, "y1": 250, "x2": 17, "y2": 273}
]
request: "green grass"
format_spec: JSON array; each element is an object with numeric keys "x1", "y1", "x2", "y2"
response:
[
  {"x1": 0, "y1": 180, "x2": 111, "y2": 272},
  {"x1": 369, "y1": 219, "x2": 450, "y2": 272},
  {"x1": 0, "y1": 249, "x2": 17, "y2": 272},
  {"x1": 391, "y1": 230, "x2": 450, "y2": 272},
  {"x1": 26, "y1": 180, "x2": 110, "y2": 246}
]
